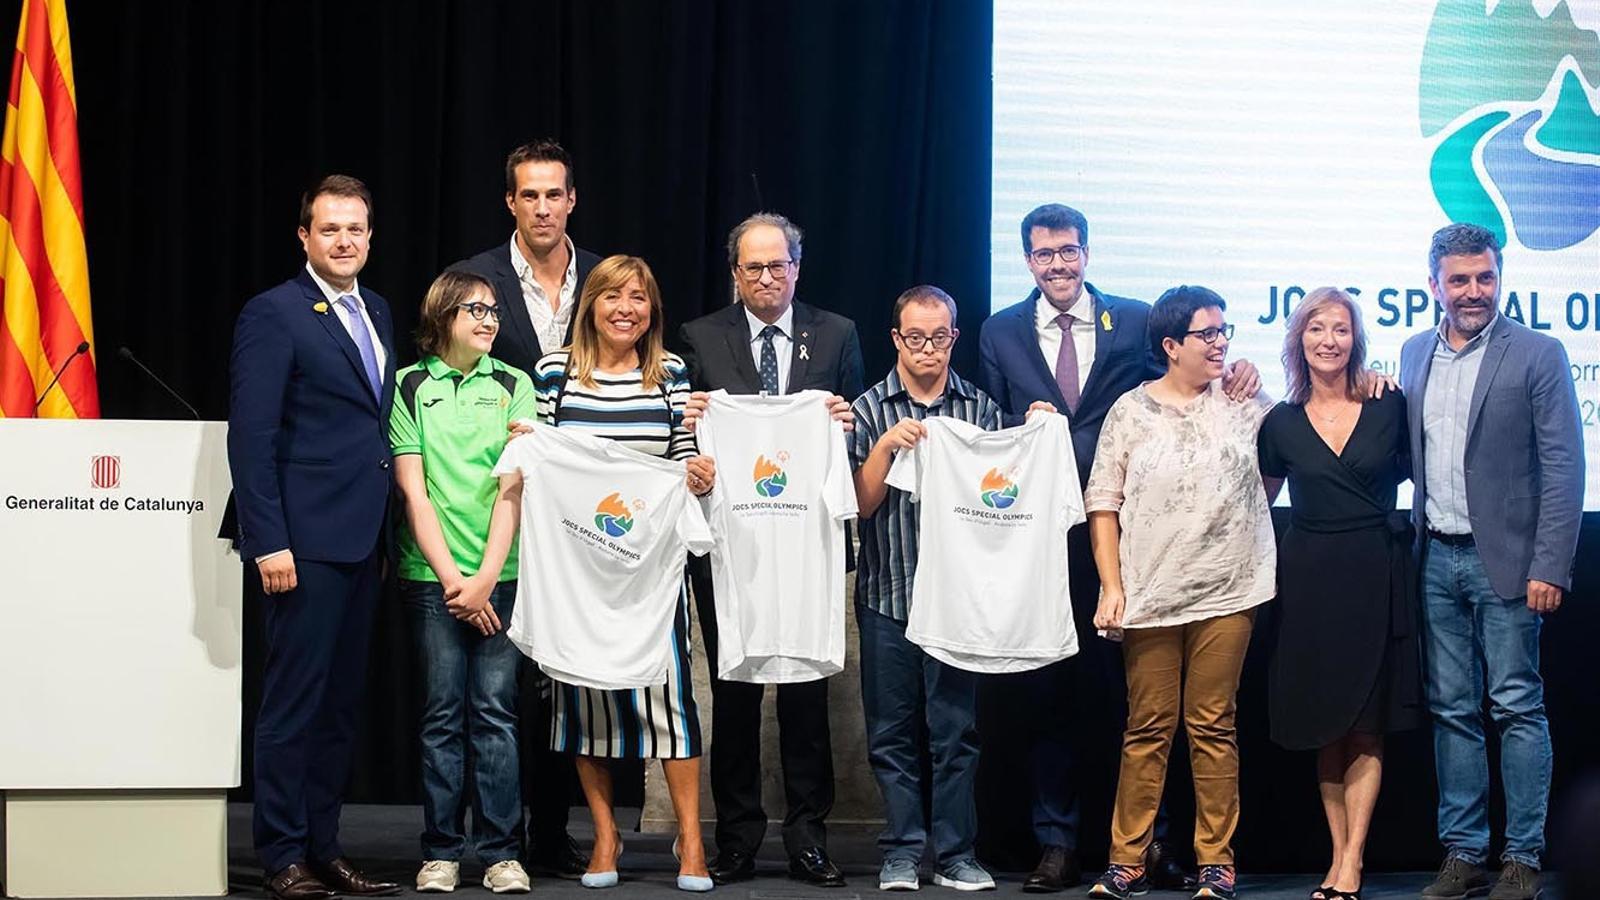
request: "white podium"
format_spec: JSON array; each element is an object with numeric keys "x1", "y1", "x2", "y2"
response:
[{"x1": 0, "y1": 419, "x2": 240, "y2": 898}]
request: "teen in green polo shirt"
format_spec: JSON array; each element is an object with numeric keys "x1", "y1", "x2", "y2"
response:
[{"x1": 390, "y1": 270, "x2": 533, "y2": 894}]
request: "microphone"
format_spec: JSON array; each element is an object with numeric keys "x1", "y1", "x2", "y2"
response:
[
  {"x1": 118, "y1": 346, "x2": 200, "y2": 419},
  {"x1": 34, "y1": 340, "x2": 91, "y2": 411},
  {"x1": 750, "y1": 172, "x2": 765, "y2": 210}
]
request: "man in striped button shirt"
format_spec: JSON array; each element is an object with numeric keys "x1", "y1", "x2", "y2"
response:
[{"x1": 850, "y1": 285, "x2": 1050, "y2": 892}]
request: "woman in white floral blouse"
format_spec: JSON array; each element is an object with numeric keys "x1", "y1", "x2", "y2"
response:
[{"x1": 1082, "y1": 285, "x2": 1276, "y2": 900}]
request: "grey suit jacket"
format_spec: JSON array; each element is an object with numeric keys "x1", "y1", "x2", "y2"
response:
[{"x1": 1399, "y1": 314, "x2": 1584, "y2": 599}]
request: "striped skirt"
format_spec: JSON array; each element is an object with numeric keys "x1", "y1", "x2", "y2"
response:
[{"x1": 549, "y1": 585, "x2": 703, "y2": 759}]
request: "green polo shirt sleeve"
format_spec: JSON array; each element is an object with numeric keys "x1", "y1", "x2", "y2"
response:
[{"x1": 389, "y1": 362, "x2": 425, "y2": 456}]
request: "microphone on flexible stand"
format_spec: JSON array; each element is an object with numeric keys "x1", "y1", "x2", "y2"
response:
[
  {"x1": 118, "y1": 346, "x2": 200, "y2": 419},
  {"x1": 33, "y1": 340, "x2": 91, "y2": 411}
]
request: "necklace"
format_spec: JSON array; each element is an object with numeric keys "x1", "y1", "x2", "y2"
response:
[{"x1": 1307, "y1": 400, "x2": 1354, "y2": 426}]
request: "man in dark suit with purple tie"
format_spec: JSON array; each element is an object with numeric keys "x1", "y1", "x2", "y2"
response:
[
  {"x1": 227, "y1": 175, "x2": 401, "y2": 900},
  {"x1": 976, "y1": 203, "x2": 1257, "y2": 893}
]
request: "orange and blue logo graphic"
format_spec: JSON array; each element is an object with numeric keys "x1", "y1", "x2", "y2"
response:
[
  {"x1": 979, "y1": 468, "x2": 1019, "y2": 509},
  {"x1": 753, "y1": 452, "x2": 789, "y2": 498},
  {"x1": 594, "y1": 492, "x2": 636, "y2": 537}
]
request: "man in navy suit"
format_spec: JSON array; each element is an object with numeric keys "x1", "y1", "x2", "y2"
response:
[
  {"x1": 1404, "y1": 223, "x2": 1583, "y2": 900},
  {"x1": 975, "y1": 204, "x2": 1258, "y2": 891},
  {"x1": 228, "y1": 175, "x2": 401, "y2": 900},
  {"x1": 449, "y1": 139, "x2": 597, "y2": 877}
]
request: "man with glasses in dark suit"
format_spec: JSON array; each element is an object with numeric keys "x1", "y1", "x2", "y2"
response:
[{"x1": 679, "y1": 212, "x2": 863, "y2": 887}]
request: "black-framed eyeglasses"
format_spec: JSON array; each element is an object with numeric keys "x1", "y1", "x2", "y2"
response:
[
  {"x1": 456, "y1": 301, "x2": 502, "y2": 322},
  {"x1": 1029, "y1": 245, "x2": 1083, "y2": 266},
  {"x1": 1183, "y1": 324, "x2": 1234, "y2": 344},
  {"x1": 895, "y1": 329, "x2": 957, "y2": 351},
  {"x1": 737, "y1": 260, "x2": 794, "y2": 280}
]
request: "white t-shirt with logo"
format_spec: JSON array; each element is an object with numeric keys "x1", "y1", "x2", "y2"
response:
[
  {"x1": 697, "y1": 389, "x2": 858, "y2": 683},
  {"x1": 885, "y1": 412, "x2": 1084, "y2": 673},
  {"x1": 492, "y1": 422, "x2": 713, "y2": 690}
]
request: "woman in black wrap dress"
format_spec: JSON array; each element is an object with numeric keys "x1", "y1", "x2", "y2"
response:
[{"x1": 1257, "y1": 287, "x2": 1423, "y2": 900}]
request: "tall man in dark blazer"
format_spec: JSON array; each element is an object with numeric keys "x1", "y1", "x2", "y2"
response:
[
  {"x1": 679, "y1": 212, "x2": 864, "y2": 887},
  {"x1": 450, "y1": 138, "x2": 598, "y2": 877},
  {"x1": 228, "y1": 175, "x2": 401, "y2": 900},
  {"x1": 975, "y1": 203, "x2": 1257, "y2": 892},
  {"x1": 1404, "y1": 223, "x2": 1583, "y2": 900}
]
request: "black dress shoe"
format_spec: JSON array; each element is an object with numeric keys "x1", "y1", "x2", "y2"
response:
[
  {"x1": 528, "y1": 832, "x2": 590, "y2": 879},
  {"x1": 309, "y1": 857, "x2": 402, "y2": 896},
  {"x1": 1144, "y1": 840, "x2": 1194, "y2": 891},
  {"x1": 789, "y1": 846, "x2": 847, "y2": 887},
  {"x1": 265, "y1": 863, "x2": 335, "y2": 900},
  {"x1": 1023, "y1": 844, "x2": 1081, "y2": 892},
  {"x1": 710, "y1": 848, "x2": 756, "y2": 885}
]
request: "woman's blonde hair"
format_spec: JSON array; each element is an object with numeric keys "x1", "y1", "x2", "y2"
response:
[
  {"x1": 1282, "y1": 286, "x2": 1369, "y2": 404},
  {"x1": 566, "y1": 255, "x2": 668, "y2": 390}
]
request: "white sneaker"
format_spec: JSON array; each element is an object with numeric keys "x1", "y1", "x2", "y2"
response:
[
  {"x1": 484, "y1": 859, "x2": 533, "y2": 894},
  {"x1": 417, "y1": 860, "x2": 460, "y2": 893}
]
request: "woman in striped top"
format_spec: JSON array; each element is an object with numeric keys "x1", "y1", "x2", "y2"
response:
[{"x1": 530, "y1": 255, "x2": 717, "y2": 892}]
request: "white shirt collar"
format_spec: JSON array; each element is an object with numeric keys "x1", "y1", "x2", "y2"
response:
[
  {"x1": 509, "y1": 232, "x2": 577, "y2": 290},
  {"x1": 745, "y1": 303, "x2": 796, "y2": 343},
  {"x1": 305, "y1": 262, "x2": 361, "y2": 306},
  {"x1": 1034, "y1": 288, "x2": 1094, "y2": 329}
]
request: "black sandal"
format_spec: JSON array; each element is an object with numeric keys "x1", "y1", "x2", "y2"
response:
[
  {"x1": 1325, "y1": 890, "x2": 1362, "y2": 899},
  {"x1": 1309, "y1": 888, "x2": 1333, "y2": 900}
]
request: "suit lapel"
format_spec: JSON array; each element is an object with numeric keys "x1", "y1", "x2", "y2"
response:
[
  {"x1": 1017, "y1": 290, "x2": 1068, "y2": 411},
  {"x1": 304, "y1": 278, "x2": 378, "y2": 410},
  {"x1": 786, "y1": 304, "x2": 815, "y2": 394},
  {"x1": 1465, "y1": 323, "x2": 1511, "y2": 443},
  {"x1": 721, "y1": 305, "x2": 762, "y2": 392},
  {"x1": 492, "y1": 247, "x2": 541, "y2": 360},
  {"x1": 1076, "y1": 290, "x2": 1114, "y2": 416}
]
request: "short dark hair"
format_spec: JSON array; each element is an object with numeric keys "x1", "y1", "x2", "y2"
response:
[
  {"x1": 299, "y1": 174, "x2": 372, "y2": 230},
  {"x1": 1020, "y1": 203, "x2": 1089, "y2": 253},
  {"x1": 1149, "y1": 285, "x2": 1227, "y2": 365},
  {"x1": 505, "y1": 139, "x2": 574, "y2": 193},
  {"x1": 1428, "y1": 222, "x2": 1501, "y2": 279},
  {"x1": 415, "y1": 270, "x2": 493, "y2": 358},
  {"x1": 892, "y1": 284, "x2": 958, "y2": 330},
  {"x1": 727, "y1": 212, "x2": 804, "y2": 267}
]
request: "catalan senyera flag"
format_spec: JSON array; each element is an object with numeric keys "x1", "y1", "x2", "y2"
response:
[{"x1": 0, "y1": 0, "x2": 95, "y2": 418}]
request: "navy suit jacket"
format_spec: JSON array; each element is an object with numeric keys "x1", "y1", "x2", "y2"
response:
[
  {"x1": 226, "y1": 269, "x2": 397, "y2": 563},
  {"x1": 678, "y1": 300, "x2": 865, "y2": 400},
  {"x1": 450, "y1": 240, "x2": 601, "y2": 375},
  {"x1": 977, "y1": 283, "x2": 1163, "y2": 485},
  {"x1": 1399, "y1": 315, "x2": 1584, "y2": 598}
]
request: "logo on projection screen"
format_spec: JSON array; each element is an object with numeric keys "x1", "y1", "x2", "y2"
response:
[
  {"x1": 1420, "y1": 0, "x2": 1600, "y2": 251},
  {"x1": 90, "y1": 455, "x2": 120, "y2": 489}
]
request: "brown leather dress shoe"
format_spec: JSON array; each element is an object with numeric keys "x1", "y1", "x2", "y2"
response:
[
  {"x1": 266, "y1": 863, "x2": 335, "y2": 900},
  {"x1": 310, "y1": 857, "x2": 403, "y2": 896}
]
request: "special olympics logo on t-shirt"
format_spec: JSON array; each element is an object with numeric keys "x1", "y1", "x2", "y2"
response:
[
  {"x1": 594, "y1": 492, "x2": 638, "y2": 537},
  {"x1": 979, "y1": 468, "x2": 1020, "y2": 509},
  {"x1": 753, "y1": 453, "x2": 790, "y2": 498}
]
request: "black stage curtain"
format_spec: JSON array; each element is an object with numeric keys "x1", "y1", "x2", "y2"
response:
[{"x1": 21, "y1": 0, "x2": 1599, "y2": 874}]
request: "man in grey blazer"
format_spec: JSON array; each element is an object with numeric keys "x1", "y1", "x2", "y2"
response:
[{"x1": 1401, "y1": 223, "x2": 1583, "y2": 900}]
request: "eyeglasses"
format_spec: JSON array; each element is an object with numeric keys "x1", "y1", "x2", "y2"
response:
[
  {"x1": 737, "y1": 260, "x2": 794, "y2": 280},
  {"x1": 1183, "y1": 324, "x2": 1234, "y2": 344},
  {"x1": 895, "y1": 330, "x2": 956, "y2": 351},
  {"x1": 1028, "y1": 245, "x2": 1084, "y2": 266},
  {"x1": 456, "y1": 301, "x2": 502, "y2": 322}
]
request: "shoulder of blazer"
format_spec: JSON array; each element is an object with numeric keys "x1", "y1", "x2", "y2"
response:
[
  {"x1": 981, "y1": 292, "x2": 1037, "y2": 340},
  {"x1": 574, "y1": 245, "x2": 603, "y2": 289},
  {"x1": 792, "y1": 301, "x2": 854, "y2": 337},
  {"x1": 451, "y1": 245, "x2": 514, "y2": 279},
  {"x1": 683, "y1": 302, "x2": 747, "y2": 340}
]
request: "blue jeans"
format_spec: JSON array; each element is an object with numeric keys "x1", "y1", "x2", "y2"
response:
[
  {"x1": 858, "y1": 605, "x2": 980, "y2": 865},
  {"x1": 1421, "y1": 539, "x2": 1551, "y2": 868},
  {"x1": 401, "y1": 579, "x2": 524, "y2": 864}
]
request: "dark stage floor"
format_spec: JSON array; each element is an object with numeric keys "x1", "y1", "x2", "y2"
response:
[{"x1": 176, "y1": 805, "x2": 1552, "y2": 900}]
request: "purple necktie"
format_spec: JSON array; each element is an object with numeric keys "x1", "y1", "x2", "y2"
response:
[
  {"x1": 1054, "y1": 312, "x2": 1080, "y2": 414},
  {"x1": 337, "y1": 294, "x2": 383, "y2": 402}
]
